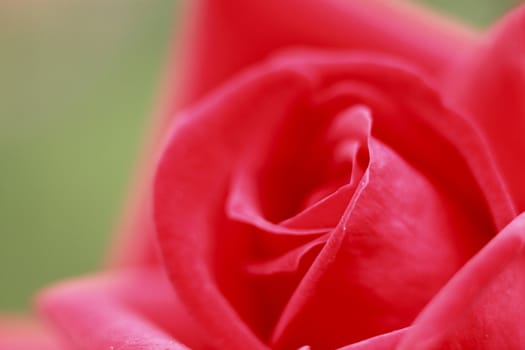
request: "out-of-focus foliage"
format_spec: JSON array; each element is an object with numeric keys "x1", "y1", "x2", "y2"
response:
[
  {"x1": 0, "y1": 0, "x2": 176, "y2": 310},
  {"x1": 422, "y1": 0, "x2": 518, "y2": 27},
  {"x1": 0, "y1": 0, "x2": 517, "y2": 310}
]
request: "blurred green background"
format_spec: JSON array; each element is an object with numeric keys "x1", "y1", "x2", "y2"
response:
[{"x1": 0, "y1": 0, "x2": 517, "y2": 311}]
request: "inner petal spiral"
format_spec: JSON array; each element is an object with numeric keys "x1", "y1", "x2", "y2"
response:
[{"x1": 227, "y1": 105, "x2": 371, "y2": 234}]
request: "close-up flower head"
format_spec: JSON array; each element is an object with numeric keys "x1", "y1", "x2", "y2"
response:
[{"x1": 1, "y1": 0, "x2": 524, "y2": 349}]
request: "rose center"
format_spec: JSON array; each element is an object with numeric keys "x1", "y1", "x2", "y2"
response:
[{"x1": 228, "y1": 103, "x2": 370, "y2": 230}]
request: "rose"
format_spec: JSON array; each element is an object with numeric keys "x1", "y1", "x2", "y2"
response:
[
  {"x1": 108, "y1": 0, "x2": 482, "y2": 267},
  {"x1": 152, "y1": 48, "x2": 518, "y2": 349},
  {"x1": 151, "y1": 1, "x2": 525, "y2": 348},
  {"x1": 4, "y1": 1, "x2": 525, "y2": 349}
]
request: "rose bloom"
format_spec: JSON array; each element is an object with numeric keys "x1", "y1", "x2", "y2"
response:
[{"x1": 2, "y1": 1, "x2": 525, "y2": 349}]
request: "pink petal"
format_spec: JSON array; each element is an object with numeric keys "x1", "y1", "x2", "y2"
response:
[
  {"x1": 0, "y1": 317, "x2": 65, "y2": 350},
  {"x1": 246, "y1": 234, "x2": 329, "y2": 276},
  {"x1": 38, "y1": 269, "x2": 211, "y2": 350},
  {"x1": 227, "y1": 105, "x2": 370, "y2": 233},
  {"x1": 155, "y1": 64, "x2": 309, "y2": 348},
  {"x1": 270, "y1": 125, "x2": 487, "y2": 349},
  {"x1": 443, "y1": 4, "x2": 525, "y2": 212},
  {"x1": 182, "y1": 0, "x2": 478, "y2": 104},
  {"x1": 397, "y1": 212, "x2": 525, "y2": 349}
]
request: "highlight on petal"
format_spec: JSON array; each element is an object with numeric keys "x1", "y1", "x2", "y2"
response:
[
  {"x1": 443, "y1": 4, "x2": 525, "y2": 213},
  {"x1": 0, "y1": 316, "x2": 65, "y2": 350},
  {"x1": 38, "y1": 268, "x2": 212, "y2": 350},
  {"x1": 397, "y1": 212, "x2": 525, "y2": 350}
]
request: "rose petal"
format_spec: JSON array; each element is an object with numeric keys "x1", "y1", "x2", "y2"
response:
[
  {"x1": 293, "y1": 328, "x2": 409, "y2": 350},
  {"x1": 337, "y1": 327, "x2": 408, "y2": 350},
  {"x1": 38, "y1": 269, "x2": 210, "y2": 350},
  {"x1": 113, "y1": 0, "x2": 480, "y2": 268},
  {"x1": 246, "y1": 234, "x2": 329, "y2": 276},
  {"x1": 227, "y1": 173, "x2": 332, "y2": 235},
  {"x1": 182, "y1": 0, "x2": 478, "y2": 104},
  {"x1": 238, "y1": 107, "x2": 371, "y2": 280},
  {"x1": 155, "y1": 65, "x2": 310, "y2": 348},
  {"x1": 0, "y1": 317, "x2": 65, "y2": 350},
  {"x1": 227, "y1": 105, "x2": 370, "y2": 233},
  {"x1": 443, "y1": 4, "x2": 525, "y2": 213},
  {"x1": 397, "y1": 212, "x2": 525, "y2": 350}
]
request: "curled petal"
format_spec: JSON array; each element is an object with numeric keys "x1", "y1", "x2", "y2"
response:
[
  {"x1": 271, "y1": 132, "x2": 487, "y2": 349},
  {"x1": 38, "y1": 269, "x2": 212, "y2": 350},
  {"x1": 155, "y1": 66, "x2": 309, "y2": 348}
]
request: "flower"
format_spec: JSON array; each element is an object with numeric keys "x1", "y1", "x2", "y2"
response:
[
  {"x1": 3, "y1": 1, "x2": 525, "y2": 349},
  {"x1": 152, "y1": 49, "x2": 516, "y2": 349}
]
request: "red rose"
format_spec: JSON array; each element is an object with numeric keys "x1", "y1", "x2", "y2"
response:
[
  {"x1": 152, "y1": 48, "x2": 518, "y2": 349},
  {"x1": 4, "y1": 1, "x2": 525, "y2": 349}
]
